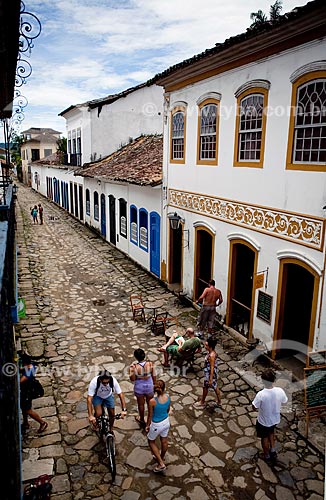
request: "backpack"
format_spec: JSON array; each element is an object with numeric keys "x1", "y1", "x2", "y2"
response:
[
  {"x1": 29, "y1": 378, "x2": 44, "y2": 399},
  {"x1": 93, "y1": 373, "x2": 114, "y2": 397}
]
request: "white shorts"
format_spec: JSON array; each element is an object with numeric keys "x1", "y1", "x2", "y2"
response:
[{"x1": 147, "y1": 417, "x2": 170, "y2": 440}]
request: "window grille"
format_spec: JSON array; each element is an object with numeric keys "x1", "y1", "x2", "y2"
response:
[
  {"x1": 293, "y1": 79, "x2": 326, "y2": 163},
  {"x1": 172, "y1": 111, "x2": 185, "y2": 160},
  {"x1": 238, "y1": 94, "x2": 263, "y2": 161},
  {"x1": 120, "y1": 216, "x2": 127, "y2": 237},
  {"x1": 131, "y1": 222, "x2": 137, "y2": 243},
  {"x1": 200, "y1": 104, "x2": 217, "y2": 160}
]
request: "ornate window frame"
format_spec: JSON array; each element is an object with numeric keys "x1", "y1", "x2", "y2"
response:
[
  {"x1": 170, "y1": 103, "x2": 187, "y2": 164},
  {"x1": 286, "y1": 66, "x2": 326, "y2": 172},
  {"x1": 130, "y1": 205, "x2": 138, "y2": 245},
  {"x1": 93, "y1": 191, "x2": 99, "y2": 221},
  {"x1": 139, "y1": 208, "x2": 148, "y2": 252},
  {"x1": 197, "y1": 94, "x2": 220, "y2": 166},
  {"x1": 119, "y1": 198, "x2": 127, "y2": 238},
  {"x1": 85, "y1": 189, "x2": 90, "y2": 216},
  {"x1": 233, "y1": 82, "x2": 270, "y2": 168}
]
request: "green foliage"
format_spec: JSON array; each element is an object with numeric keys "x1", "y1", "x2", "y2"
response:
[
  {"x1": 10, "y1": 132, "x2": 24, "y2": 167},
  {"x1": 250, "y1": 1, "x2": 283, "y2": 28},
  {"x1": 56, "y1": 137, "x2": 67, "y2": 164},
  {"x1": 270, "y1": 0, "x2": 283, "y2": 21},
  {"x1": 56, "y1": 136, "x2": 67, "y2": 154}
]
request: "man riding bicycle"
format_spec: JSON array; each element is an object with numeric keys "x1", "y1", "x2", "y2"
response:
[{"x1": 87, "y1": 369, "x2": 127, "y2": 431}]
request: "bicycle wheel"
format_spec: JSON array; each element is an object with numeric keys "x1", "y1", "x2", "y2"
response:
[{"x1": 105, "y1": 434, "x2": 116, "y2": 481}]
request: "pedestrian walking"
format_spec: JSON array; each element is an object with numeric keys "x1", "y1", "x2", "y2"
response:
[
  {"x1": 31, "y1": 205, "x2": 38, "y2": 224},
  {"x1": 146, "y1": 379, "x2": 171, "y2": 473},
  {"x1": 252, "y1": 368, "x2": 288, "y2": 464},
  {"x1": 194, "y1": 337, "x2": 222, "y2": 409},
  {"x1": 196, "y1": 279, "x2": 223, "y2": 337},
  {"x1": 87, "y1": 369, "x2": 127, "y2": 432},
  {"x1": 20, "y1": 354, "x2": 48, "y2": 434},
  {"x1": 38, "y1": 203, "x2": 44, "y2": 224},
  {"x1": 129, "y1": 348, "x2": 156, "y2": 427}
]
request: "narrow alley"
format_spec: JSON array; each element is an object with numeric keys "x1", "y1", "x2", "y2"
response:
[{"x1": 16, "y1": 184, "x2": 324, "y2": 500}]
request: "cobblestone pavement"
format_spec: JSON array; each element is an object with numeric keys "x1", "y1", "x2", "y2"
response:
[{"x1": 16, "y1": 184, "x2": 325, "y2": 500}]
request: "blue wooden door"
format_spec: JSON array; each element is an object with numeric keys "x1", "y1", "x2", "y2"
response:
[
  {"x1": 150, "y1": 212, "x2": 160, "y2": 277},
  {"x1": 101, "y1": 194, "x2": 106, "y2": 237}
]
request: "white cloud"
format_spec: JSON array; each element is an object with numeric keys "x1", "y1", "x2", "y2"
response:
[{"x1": 11, "y1": 0, "x2": 310, "y2": 138}]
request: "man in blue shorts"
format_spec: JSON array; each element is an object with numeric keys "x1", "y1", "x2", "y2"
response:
[{"x1": 87, "y1": 369, "x2": 127, "y2": 431}]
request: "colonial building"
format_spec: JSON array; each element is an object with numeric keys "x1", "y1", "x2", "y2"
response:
[
  {"x1": 154, "y1": 0, "x2": 326, "y2": 360},
  {"x1": 58, "y1": 82, "x2": 163, "y2": 166},
  {"x1": 31, "y1": 83, "x2": 164, "y2": 277},
  {"x1": 21, "y1": 127, "x2": 61, "y2": 185}
]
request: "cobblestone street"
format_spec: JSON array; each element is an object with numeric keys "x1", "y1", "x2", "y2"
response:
[{"x1": 16, "y1": 184, "x2": 325, "y2": 500}]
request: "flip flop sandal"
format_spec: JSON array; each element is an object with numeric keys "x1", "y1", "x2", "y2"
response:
[
  {"x1": 135, "y1": 416, "x2": 146, "y2": 427},
  {"x1": 38, "y1": 422, "x2": 48, "y2": 433},
  {"x1": 153, "y1": 464, "x2": 166, "y2": 473}
]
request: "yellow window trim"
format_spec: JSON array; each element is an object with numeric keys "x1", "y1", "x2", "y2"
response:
[
  {"x1": 286, "y1": 70, "x2": 326, "y2": 172},
  {"x1": 197, "y1": 98, "x2": 219, "y2": 166},
  {"x1": 233, "y1": 87, "x2": 269, "y2": 168},
  {"x1": 170, "y1": 105, "x2": 186, "y2": 165}
]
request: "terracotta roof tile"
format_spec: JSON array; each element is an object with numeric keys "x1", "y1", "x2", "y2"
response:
[{"x1": 77, "y1": 135, "x2": 163, "y2": 186}]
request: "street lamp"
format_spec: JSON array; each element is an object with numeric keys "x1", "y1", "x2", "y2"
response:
[{"x1": 167, "y1": 212, "x2": 189, "y2": 248}]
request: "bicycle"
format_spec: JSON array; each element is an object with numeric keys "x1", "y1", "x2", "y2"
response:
[{"x1": 96, "y1": 410, "x2": 122, "y2": 482}]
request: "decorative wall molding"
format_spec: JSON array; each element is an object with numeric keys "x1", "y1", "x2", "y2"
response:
[
  {"x1": 234, "y1": 79, "x2": 271, "y2": 97},
  {"x1": 193, "y1": 220, "x2": 216, "y2": 235},
  {"x1": 169, "y1": 189, "x2": 324, "y2": 251},
  {"x1": 290, "y1": 60, "x2": 326, "y2": 83},
  {"x1": 276, "y1": 250, "x2": 322, "y2": 275},
  {"x1": 196, "y1": 92, "x2": 221, "y2": 105},
  {"x1": 227, "y1": 232, "x2": 261, "y2": 251}
]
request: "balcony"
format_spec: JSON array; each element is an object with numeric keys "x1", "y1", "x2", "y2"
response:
[{"x1": 63, "y1": 153, "x2": 82, "y2": 167}]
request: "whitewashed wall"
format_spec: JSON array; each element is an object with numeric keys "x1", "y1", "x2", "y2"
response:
[
  {"x1": 31, "y1": 164, "x2": 162, "y2": 277},
  {"x1": 90, "y1": 85, "x2": 164, "y2": 160},
  {"x1": 84, "y1": 178, "x2": 162, "y2": 273},
  {"x1": 163, "y1": 39, "x2": 326, "y2": 348}
]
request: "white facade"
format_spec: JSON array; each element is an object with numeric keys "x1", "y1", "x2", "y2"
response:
[
  {"x1": 31, "y1": 162, "x2": 162, "y2": 277},
  {"x1": 61, "y1": 84, "x2": 163, "y2": 166},
  {"x1": 160, "y1": 36, "x2": 326, "y2": 354}
]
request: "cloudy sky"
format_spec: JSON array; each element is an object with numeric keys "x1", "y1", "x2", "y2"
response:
[{"x1": 14, "y1": 0, "x2": 309, "y2": 137}]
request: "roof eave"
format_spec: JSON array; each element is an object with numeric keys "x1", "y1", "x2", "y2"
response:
[{"x1": 156, "y1": 5, "x2": 326, "y2": 90}]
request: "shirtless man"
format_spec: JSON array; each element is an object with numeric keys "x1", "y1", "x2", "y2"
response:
[{"x1": 196, "y1": 279, "x2": 223, "y2": 336}]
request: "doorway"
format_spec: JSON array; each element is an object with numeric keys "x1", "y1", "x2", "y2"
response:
[
  {"x1": 150, "y1": 212, "x2": 160, "y2": 277},
  {"x1": 100, "y1": 194, "x2": 106, "y2": 238},
  {"x1": 194, "y1": 228, "x2": 214, "y2": 300},
  {"x1": 79, "y1": 185, "x2": 83, "y2": 221},
  {"x1": 227, "y1": 240, "x2": 257, "y2": 338},
  {"x1": 273, "y1": 259, "x2": 318, "y2": 364},
  {"x1": 168, "y1": 224, "x2": 182, "y2": 288},
  {"x1": 109, "y1": 195, "x2": 116, "y2": 246}
]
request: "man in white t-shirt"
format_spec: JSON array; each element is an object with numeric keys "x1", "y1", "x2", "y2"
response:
[
  {"x1": 252, "y1": 368, "x2": 288, "y2": 464},
  {"x1": 87, "y1": 369, "x2": 127, "y2": 432}
]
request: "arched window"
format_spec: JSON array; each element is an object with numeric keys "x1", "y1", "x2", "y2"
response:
[
  {"x1": 94, "y1": 191, "x2": 99, "y2": 221},
  {"x1": 86, "y1": 189, "x2": 90, "y2": 215},
  {"x1": 119, "y1": 198, "x2": 127, "y2": 238},
  {"x1": 139, "y1": 208, "x2": 148, "y2": 251},
  {"x1": 171, "y1": 106, "x2": 186, "y2": 163},
  {"x1": 287, "y1": 70, "x2": 326, "y2": 171},
  {"x1": 234, "y1": 85, "x2": 269, "y2": 168},
  {"x1": 130, "y1": 205, "x2": 138, "y2": 245},
  {"x1": 197, "y1": 97, "x2": 219, "y2": 164}
]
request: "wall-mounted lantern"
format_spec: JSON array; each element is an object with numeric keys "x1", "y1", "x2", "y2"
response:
[{"x1": 167, "y1": 212, "x2": 189, "y2": 248}]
